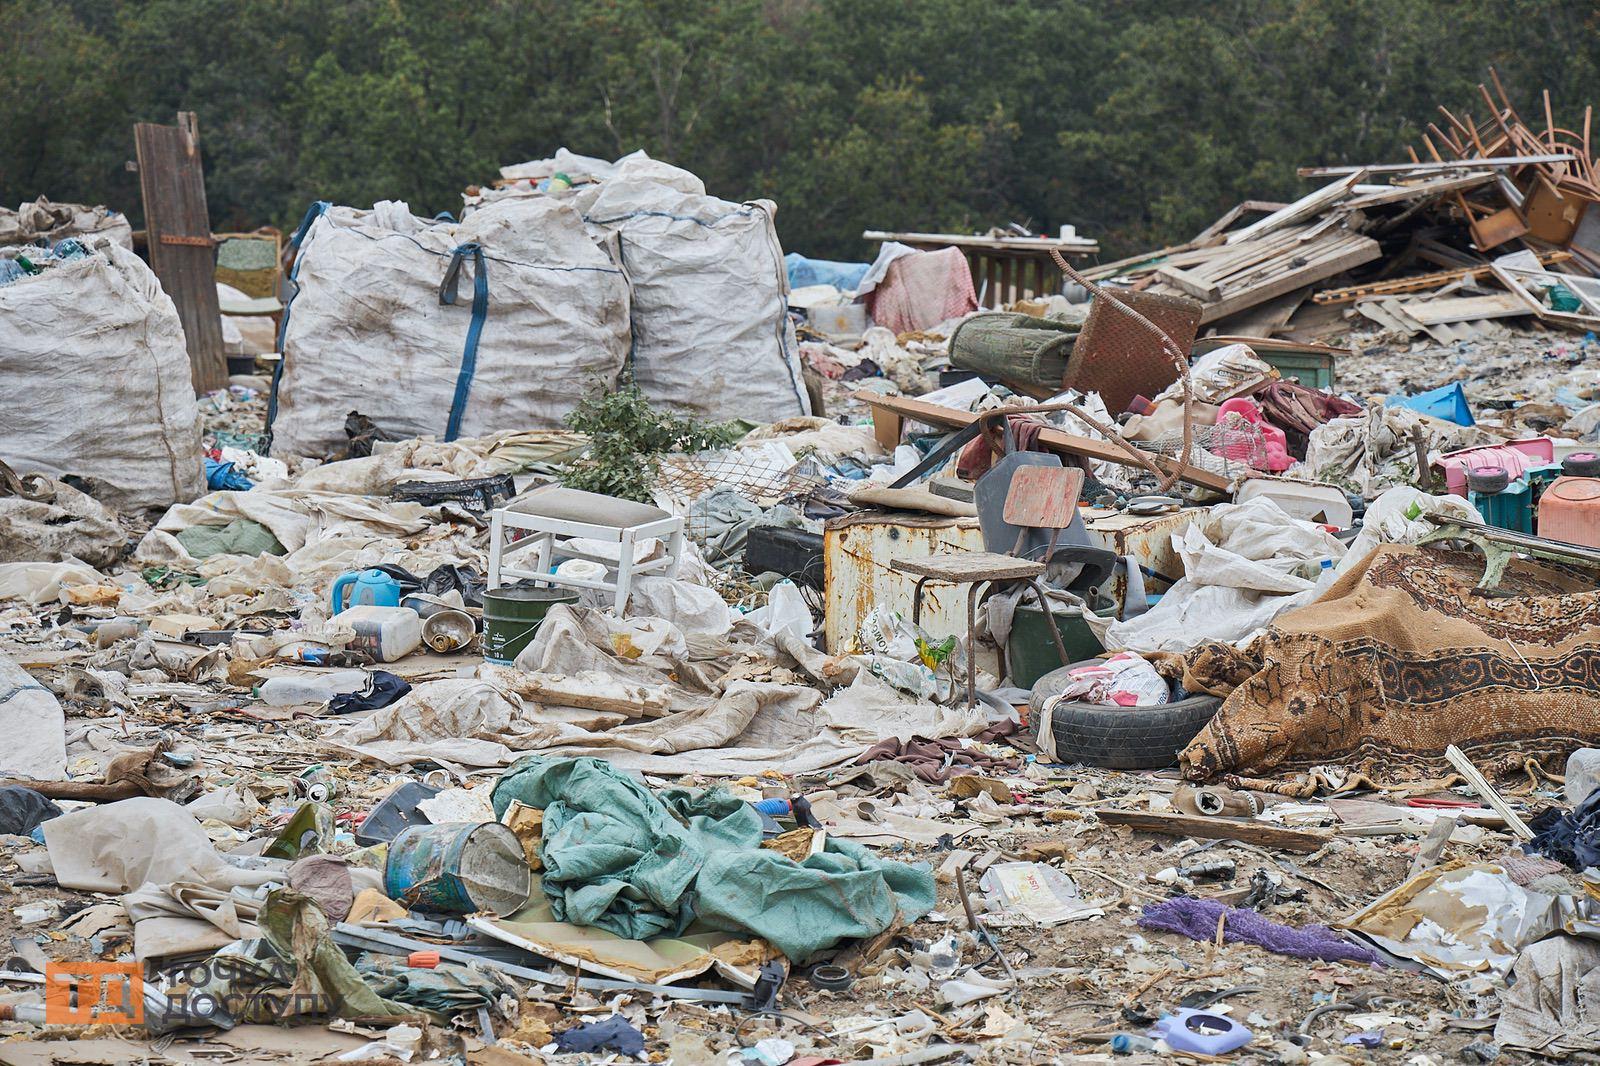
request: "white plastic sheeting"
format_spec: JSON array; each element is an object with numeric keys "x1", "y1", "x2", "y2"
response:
[
  {"x1": 270, "y1": 197, "x2": 631, "y2": 459},
  {"x1": 0, "y1": 652, "x2": 65, "y2": 781},
  {"x1": 0, "y1": 241, "x2": 204, "y2": 509},
  {"x1": 1104, "y1": 497, "x2": 1346, "y2": 654},
  {"x1": 582, "y1": 159, "x2": 810, "y2": 423}
]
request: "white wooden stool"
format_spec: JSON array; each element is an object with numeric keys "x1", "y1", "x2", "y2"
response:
[{"x1": 487, "y1": 485, "x2": 686, "y2": 614}]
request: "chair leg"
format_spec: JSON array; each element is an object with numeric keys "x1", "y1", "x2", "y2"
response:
[
  {"x1": 964, "y1": 583, "x2": 980, "y2": 712},
  {"x1": 614, "y1": 529, "x2": 637, "y2": 615},
  {"x1": 487, "y1": 512, "x2": 505, "y2": 590},
  {"x1": 911, "y1": 577, "x2": 931, "y2": 625},
  {"x1": 665, "y1": 523, "x2": 686, "y2": 579},
  {"x1": 532, "y1": 533, "x2": 552, "y2": 586}
]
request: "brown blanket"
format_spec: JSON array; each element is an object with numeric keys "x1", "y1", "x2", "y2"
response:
[{"x1": 1180, "y1": 544, "x2": 1600, "y2": 781}]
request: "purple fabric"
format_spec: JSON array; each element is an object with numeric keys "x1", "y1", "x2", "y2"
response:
[{"x1": 1138, "y1": 897, "x2": 1381, "y2": 965}]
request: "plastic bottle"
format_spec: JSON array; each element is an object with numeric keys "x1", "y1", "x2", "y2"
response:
[
  {"x1": 1110, "y1": 1034, "x2": 1158, "y2": 1055},
  {"x1": 254, "y1": 669, "x2": 370, "y2": 706},
  {"x1": 1311, "y1": 556, "x2": 1340, "y2": 596}
]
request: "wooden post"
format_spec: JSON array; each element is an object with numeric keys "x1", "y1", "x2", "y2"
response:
[{"x1": 134, "y1": 111, "x2": 228, "y2": 394}]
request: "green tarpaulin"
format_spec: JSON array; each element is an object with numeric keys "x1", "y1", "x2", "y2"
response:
[{"x1": 491, "y1": 756, "x2": 934, "y2": 961}]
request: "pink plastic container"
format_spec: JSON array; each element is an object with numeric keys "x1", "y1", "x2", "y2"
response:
[
  {"x1": 1434, "y1": 438, "x2": 1554, "y2": 497},
  {"x1": 1538, "y1": 476, "x2": 1600, "y2": 548}
]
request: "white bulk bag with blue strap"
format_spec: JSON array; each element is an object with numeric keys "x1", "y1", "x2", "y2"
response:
[
  {"x1": 583, "y1": 162, "x2": 810, "y2": 422},
  {"x1": 0, "y1": 239, "x2": 204, "y2": 510},
  {"x1": 268, "y1": 197, "x2": 630, "y2": 459}
]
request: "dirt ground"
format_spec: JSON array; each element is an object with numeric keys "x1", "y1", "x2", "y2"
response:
[
  {"x1": 0, "y1": 334, "x2": 1565, "y2": 1064},
  {"x1": 0, "y1": 734, "x2": 1513, "y2": 1063}
]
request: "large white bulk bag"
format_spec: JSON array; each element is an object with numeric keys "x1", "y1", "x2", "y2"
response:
[
  {"x1": 269, "y1": 196, "x2": 631, "y2": 459},
  {"x1": 0, "y1": 241, "x2": 204, "y2": 510},
  {"x1": 584, "y1": 163, "x2": 810, "y2": 423}
]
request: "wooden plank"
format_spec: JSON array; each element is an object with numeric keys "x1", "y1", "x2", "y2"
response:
[
  {"x1": 135, "y1": 112, "x2": 227, "y2": 394},
  {"x1": 1224, "y1": 173, "x2": 1366, "y2": 245},
  {"x1": 1210, "y1": 286, "x2": 1308, "y2": 337},
  {"x1": 1343, "y1": 172, "x2": 1496, "y2": 208},
  {"x1": 1081, "y1": 240, "x2": 1203, "y2": 280},
  {"x1": 863, "y1": 229, "x2": 1098, "y2": 254},
  {"x1": 1191, "y1": 200, "x2": 1292, "y2": 244},
  {"x1": 1403, "y1": 292, "x2": 1528, "y2": 325},
  {"x1": 851, "y1": 392, "x2": 1238, "y2": 492},
  {"x1": 1299, "y1": 153, "x2": 1576, "y2": 177},
  {"x1": 1197, "y1": 234, "x2": 1382, "y2": 323},
  {"x1": 1407, "y1": 816, "x2": 1459, "y2": 879},
  {"x1": 1092, "y1": 809, "x2": 1333, "y2": 853},
  {"x1": 1154, "y1": 264, "x2": 1222, "y2": 301},
  {"x1": 1310, "y1": 252, "x2": 1570, "y2": 304},
  {"x1": 1444, "y1": 744, "x2": 1533, "y2": 839}
]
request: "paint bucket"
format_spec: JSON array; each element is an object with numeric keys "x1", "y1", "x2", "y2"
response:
[
  {"x1": 384, "y1": 822, "x2": 531, "y2": 916},
  {"x1": 482, "y1": 583, "x2": 578, "y2": 665}
]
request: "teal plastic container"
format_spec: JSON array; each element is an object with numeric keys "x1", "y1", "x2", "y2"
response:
[
  {"x1": 1469, "y1": 479, "x2": 1534, "y2": 535},
  {"x1": 384, "y1": 822, "x2": 531, "y2": 916}
]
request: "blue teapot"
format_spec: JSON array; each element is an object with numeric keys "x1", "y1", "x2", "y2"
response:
[{"x1": 330, "y1": 569, "x2": 404, "y2": 613}]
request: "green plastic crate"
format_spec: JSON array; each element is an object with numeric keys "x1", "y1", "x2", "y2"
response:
[
  {"x1": 1192, "y1": 337, "x2": 1338, "y2": 392},
  {"x1": 1257, "y1": 349, "x2": 1335, "y2": 390}
]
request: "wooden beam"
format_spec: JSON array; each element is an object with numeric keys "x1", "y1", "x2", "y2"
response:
[
  {"x1": 1299, "y1": 153, "x2": 1577, "y2": 178},
  {"x1": 1092, "y1": 808, "x2": 1333, "y2": 853},
  {"x1": 1444, "y1": 744, "x2": 1534, "y2": 839},
  {"x1": 1154, "y1": 264, "x2": 1222, "y2": 301},
  {"x1": 134, "y1": 111, "x2": 227, "y2": 394},
  {"x1": 1342, "y1": 172, "x2": 1496, "y2": 209},
  {"x1": 862, "y1": 230, "x2": 1099, "y2": 254},
  {"x1": 1195, "y1": 233, "x2": 1382, "y2": 324},
  {"x1": 852, "y1": 391, "x2": 1239, "y2": 493},
  {"x1": 1402, "y1": 292, "x2": 1528, "y2": 325}
]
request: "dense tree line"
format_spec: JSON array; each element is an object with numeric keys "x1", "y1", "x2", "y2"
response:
[{"x1": 3, "y1": 0, "x2": 1598, "y2": 259}]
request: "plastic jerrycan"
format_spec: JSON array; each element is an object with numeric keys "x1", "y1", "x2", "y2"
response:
[{"x1": 330, "y1": 569, "x2": 404, "y2": 613}]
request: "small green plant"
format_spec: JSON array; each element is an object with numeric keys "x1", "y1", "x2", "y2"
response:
[{"x1": 562, "y1": 381, "x2": 741, "y2": 502}]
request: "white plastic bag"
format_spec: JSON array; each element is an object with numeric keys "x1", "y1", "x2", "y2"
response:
[
  {"x1": 746, "y1": 579, "x2": 813, "y2": 641},
  {"x1": 1045, "y1": 652, "x2": 1169, "y2": 707}
]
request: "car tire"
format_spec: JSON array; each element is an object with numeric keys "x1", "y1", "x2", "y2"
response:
[{"x1": 1029, "y1": 661, "x2": 1223, "y2": 770}]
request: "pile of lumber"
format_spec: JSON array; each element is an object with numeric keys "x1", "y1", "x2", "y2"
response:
[{"x1": 1087, "y1": 73, "x2": 1600, "y2": 344}]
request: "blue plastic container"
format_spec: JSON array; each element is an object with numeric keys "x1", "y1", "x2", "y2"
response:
[
  {"x1": 384, "y1": 822, "x2": 531, "y2": 916},
  {"x1": 1469, "y1": 478, "x2": 1535, "y2": 534},
  {"x1": 1389, "y1": 382, "x2": 1474, "y2": 427}
]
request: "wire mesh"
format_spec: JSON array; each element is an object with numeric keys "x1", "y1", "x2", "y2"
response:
[{"x1": 1138, "y1": 420, "x2": 1271, "y2": 479}]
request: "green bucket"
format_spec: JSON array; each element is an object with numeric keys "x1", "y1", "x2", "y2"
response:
[
  {"x1": 1007, "y1": 603, "x2": 1118, "y2": 690},
  {"x1": 483, "y1": 583, "x2": 579, "y2": 665}
]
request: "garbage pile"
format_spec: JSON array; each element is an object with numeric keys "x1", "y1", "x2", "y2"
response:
[{"x1": 17, "y1": 91, "x2": 1600, "y2": 1064}]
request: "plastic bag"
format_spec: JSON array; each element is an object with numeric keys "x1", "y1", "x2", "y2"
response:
[{"x1": 1048, "y1": 652, "x2": 1169, "y2": 707}]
